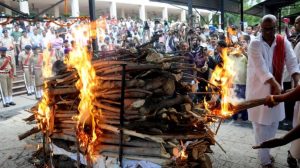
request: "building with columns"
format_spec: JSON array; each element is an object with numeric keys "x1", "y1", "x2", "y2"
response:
[{"x1": 1, "y1": 0, "x2": 216, "y2": 24}]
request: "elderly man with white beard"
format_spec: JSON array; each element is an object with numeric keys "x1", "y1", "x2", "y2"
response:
[{"x1": 246, "y1": 14, "x2": 300, "y2": 168}]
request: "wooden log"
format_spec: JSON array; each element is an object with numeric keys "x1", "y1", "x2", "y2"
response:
[
  {"x1": 96, "y1": 79, "x2": 145, "y2": 90},
  {"x1": 139, "y1": 94, "x2": 192, "y2": 114},
  {"x1": 55, "y1": 113, "x2": 75, "y2": 118},
  {"x1": 99, "y1": 135, "x2": 166, "y2": 148},
  {"x1": 18, "y1": 126, "x2": 41, "y2": 140},
  {"x1": 92, "y1": 60, "x2": 128, "y2": 68},
  {"x1": 100, "y1": 64, "x2": 161, "y2": 75},
  {"x1": 98, "y1": 124, "x2": 165, "y2": 144},
  {"x1": 55, "y1": 123, "x2": 76, "y2": 129},
  {"x1": 97, "y1": 145, "x2": 171, "y2": 158},
  {"x1": 56, "y1": 72, "x2": 78, "y2": 84},
  {"x1": 229, "y1": 98, "x2": 266, "y2": 113},
  {"x1": 101, "y1": 152, "x2": 172, "y2": 166},
  {"x1": 48, "y1": 87, "x2": 78, "y2": 95},
  {"x1": 44, "y1": 71, "x2": 74, "y2": 81},
  {"x1": 154, "y1": 133, "x2": 208, "y2": 140},
  {"x1": 55, "y1": 110, "x2": 78, "y2": 114},
  {"x1": 104, "y1": 89, "x2": 152, "y2": 95},
  {"x1": 23, "y1": 114, "x2": 35, "y2": 122},
  {"x1": 95, "y1": 92, "x2": 148, "y2": 100},
  {"x1": 54, "y1": 120, "x2": 77, "y2": 124}
]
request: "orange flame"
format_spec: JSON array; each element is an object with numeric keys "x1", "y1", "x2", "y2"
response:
[
  {"x1": 37, "y1": 43, "x2": 54, "y2": 132},
  {"x1": 206, "y1": 48, "x2": 236, "y2": 117},
  {"x1": 179, "y1": 141, "x2": 188, "y2": 160},
  {"x1": 65, "y1": 21, "x2": 100, "y2": 160}
]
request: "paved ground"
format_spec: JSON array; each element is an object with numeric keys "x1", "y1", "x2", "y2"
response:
[
  {"x1": 0, "y1": 95, "x2": 37, "y2": 168},
  {"x1": 0, "y1": 96, "x2": 293, "y2": 168},
  {"x1": 210, "y1": 120, "x2": 290, "y2": 168},
  {"x1": 0, "y1": 95, "x2": 37, "y2": 119}
]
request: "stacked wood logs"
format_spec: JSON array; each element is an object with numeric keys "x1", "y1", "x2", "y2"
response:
[{"x1": 20, "y1": 48, "x2": 220, "y2": 168}]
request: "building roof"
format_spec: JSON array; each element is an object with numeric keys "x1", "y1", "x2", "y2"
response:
[
  {"x1": 244, "y1": 0, "x2": 299, "y2": 17},
  {"x1": 150, "y1": 0, "x2": 242, "y2": 14}
]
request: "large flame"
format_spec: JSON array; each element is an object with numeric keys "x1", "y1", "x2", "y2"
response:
[
  {"x1": 37, "y1": 42, "x2": 54, "y2": 132},
  {"x1": 65, "y1": 21, "x2": 100, "y2": 159},
  {"x1": 206, "y1": 48, "x2": 236, "y2": 117}
]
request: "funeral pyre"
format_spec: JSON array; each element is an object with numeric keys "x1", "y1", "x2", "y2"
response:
[{"x1": 18, "y1": 23, "x2": 266, "y2": 168}]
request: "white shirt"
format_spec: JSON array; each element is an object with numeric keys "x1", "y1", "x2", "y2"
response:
[{"x1": 246, "y1": 34, "x2": 300, "y2": 125}]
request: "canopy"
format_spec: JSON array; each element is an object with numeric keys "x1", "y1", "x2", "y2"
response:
[{"x1": 150, "y1": 0, "x2": 242, "y2": 14}]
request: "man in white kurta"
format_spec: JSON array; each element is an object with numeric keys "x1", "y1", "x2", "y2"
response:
[{"x1": 246, "y1": 15, "x2": 300, "y2": 167}]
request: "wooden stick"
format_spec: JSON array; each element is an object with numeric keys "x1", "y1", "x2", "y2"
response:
[
  {"x1": 154, "y1": 133, "x2": 208, "y2": 140},
  {"x1": 23, "y1": 114, "x2": 35, "y2": 122},
  {"x1": 18, "y1": 126, "x2": 41, "y2": 140},
  {"x1": 99, "y1": 124, "x2": 165, "y2": 143},
  {"x1": 48, "y1": 87, "x2": 78, "y2": 95},
  {"x1": 97, "y1": 144, "x2": 171, "y2": 158},
  {"x1": 101, "y1": 152, "x2": 172, "y2": 166}
]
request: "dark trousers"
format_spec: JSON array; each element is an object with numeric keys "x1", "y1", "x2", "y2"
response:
[
  {"x1": 283, "y1": 82, "x2": 295, "y2": 121},
  {"x1": 232, "y1": 84, "x2": 248, "y2": 121}
]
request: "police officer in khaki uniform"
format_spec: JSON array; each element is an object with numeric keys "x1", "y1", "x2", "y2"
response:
[
  {"x1": 1, "y1": 29, "x2": 16, "y2": 76},
  {"x1": 0, "y1": 47, "x2": 15, "y2": 107},
  {"x1": 19, "y1": 45, "x2": 33, "y2": 95},
  {"x1": 30, "y1": 46, "x2": 43, "y2": 99}
]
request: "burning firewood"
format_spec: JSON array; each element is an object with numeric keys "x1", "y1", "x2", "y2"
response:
[{"x1": 19, "y1": 46, "x2": 231, "y2": 167}]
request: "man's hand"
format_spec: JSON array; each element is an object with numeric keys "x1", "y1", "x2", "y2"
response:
[
  {"x1": 270, "y1": 80, "x2": 281, "y2": 95},
  {"x1": 264, "y1": 95, "x2": 278, "y2": 107}
]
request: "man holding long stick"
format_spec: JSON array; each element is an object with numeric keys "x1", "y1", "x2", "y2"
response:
[{"x1": 246, "y1": 14, "x2": 300, "y2": 168}]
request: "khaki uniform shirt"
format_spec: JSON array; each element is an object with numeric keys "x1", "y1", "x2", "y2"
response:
[{"x1": 19, "y1": 51, "x2": 33, "y2": 66}]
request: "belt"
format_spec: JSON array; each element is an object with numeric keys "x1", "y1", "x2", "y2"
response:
[
  {"x1": 23, "y1": 65, "x2": 29, "y2": 68},
  {"x1": 34, "y1": 66, "x2": 42, "y2": 69},
  {"x1": 0, "y1": 70, "x2": 9, "y2": 74}
]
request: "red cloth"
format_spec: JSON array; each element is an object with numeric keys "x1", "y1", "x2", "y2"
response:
[
  {"x1": 0, "y1": 56, "x2": 10, "y2": 70},
  {"x1": 272, "y1": 35, "x2": 285, "y2": 84}
]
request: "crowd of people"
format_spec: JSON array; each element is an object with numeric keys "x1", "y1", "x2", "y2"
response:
[{"x1": 0, "y1": 14, "x2": 300, "y2": 168}]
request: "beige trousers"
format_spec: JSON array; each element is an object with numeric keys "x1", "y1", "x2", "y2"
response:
[
  {"x1": 0, "y1": 73, "x2": 12, "y2": 97},
  {"x1": 24, "y1": 67, "x2": 32, "y2": 92}
]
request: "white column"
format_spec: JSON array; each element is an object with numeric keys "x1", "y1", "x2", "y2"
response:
[
  {"x1": 54, "y1": 5, "x2": 60, "y2": 18},
  {"x1": 162, "y1": 7, "x2": 168, "y2": 21},
  {"x1": 208, "y1": 12, "x2": 213, "y2": 25},
  {"x1": 71, "y1": 0, "x2": 80, "y2": 17},
  {"x1": 121, "y1": 8, "x2": 125, "y2": 18},
  {"x1": 180, "y1": 10, "x2": 186, "y2": 22},
  {"x1": 19, "y1": 1, "x2": 30, "y2": 14},
  {"x1": 218, "y1": 14, "x2": 222, "y2": 29},
  {"x1": 139, "y1": 5, "x2": 146, "y2": 21},
  {"x1": 110, "y1": 1, "x2": 117, "y2": 19},
  {"x1": 4, "y1": 0, "x2": 12, "y2": 16}
]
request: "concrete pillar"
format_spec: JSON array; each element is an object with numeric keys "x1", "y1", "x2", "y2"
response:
[
  {"x1": 71, "y1": 0, "x2": 80, "y2": 17},
  {"x1": 208, "y1": 12, "x2": 213, "y2": 25},
  {"x1": 19, "y1": 0, "x2": 30, "y2": 14},
  {"x1": 180, "y1": 9, "x2": 186, "y2": 22},
  {"x1": 110, "y1": 1, "x2": 117, "y2": 19},
  {"x1": 54, "y1": 5, "x2": 60, "y2": 18},
  {"x1": 4, "y1": 0, "x2": 12, "y2": 16},
  {"x1": 162, "y1": 7, "x2": 168, "y2": 21},
  {"x1": 139, "y1": 5, "x2": 146, "y2": 21},
  {"x1": 121, "y1": 8, "x2": 125, "y2": 18},
  {"x1": 218, "y1": 14, "x2": 222, "y2": 29}
]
